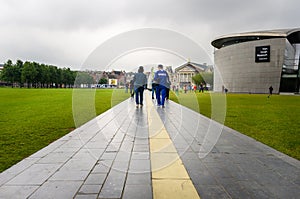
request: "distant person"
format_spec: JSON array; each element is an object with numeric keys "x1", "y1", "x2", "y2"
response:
[
  {"x1": 129, "y1": 80, "x2": 134, "y2": 97},
  {"x1": 224, "y1": 88, "x2": 228, "y2": 94},
  {"x1": 175, "y1": 85, "x2": 179, "y2": 96},
  {"x1": 193, "y1": 85, "x2": 197, "y2": 92},
  {"x1": 133, "y1": 66, "x2": 147, "y2": 108},
  {"x1": 199, "y1": 83, "x2": 204, "y2": 93},
  {"x1": 154, "y1": 64, "x2": 170, "y2": 108},
  {"x1": 268, "y1": 86, "x2": 273, "y2": 98},
  {"x1": 184, "y1": 85, "x2": 187, "y2": 93},
  {"x1": 125, "y1": 82, "x2": 129, "y2": 93}
]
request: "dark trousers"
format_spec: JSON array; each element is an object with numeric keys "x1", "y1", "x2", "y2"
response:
[
  {"x1": 152, "y1": 84, "x2": 157, "y2": 99},
  {"x1": 166, "y1": 88, "x2": 170, "y2": 99},
  {"x1": 135, "y1": 87, "x2": 144, "y2": 105},
  {"x1": 156, "y1": 85, "x2": 167, "y2": 106}
]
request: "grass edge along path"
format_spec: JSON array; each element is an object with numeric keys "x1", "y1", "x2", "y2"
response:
[
  {"x1": 0, "y1": 88, "x2": 129, "y2": 172},
  {"x1": 170, "y1": 92, "x2": 300, "y2": 160}
]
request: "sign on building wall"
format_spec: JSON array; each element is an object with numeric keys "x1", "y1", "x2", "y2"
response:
[
  {"x1": 109, "y1": 79, "x2": 117, "y2": 85},
  {"x1": 255, "y1": 45, "x2": 270, "y2": 62}
]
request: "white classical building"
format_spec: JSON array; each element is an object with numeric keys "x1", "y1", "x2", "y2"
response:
[{"x1": 174, "y1": 62, "x2": 212, "y2": 88}]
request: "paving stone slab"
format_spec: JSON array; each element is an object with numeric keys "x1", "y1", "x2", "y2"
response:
[
  {"x1": 74, "y1": 194, "x2": 98, "y2": 199},
  {"x1": 126, "y1": 173, "x2": 151, "y2": 185},
  {"x1": 0, "y1": 185, "x2": 39, "y2": 199},
  {"x1": 84, "y1": 173, "x2": 107, "y2": 185},
  {"x1": 50, "y1": 169, "x2": 90, "y2": 181},
  {"x1": 98, "y1": 170, "x2": 126, "y2": 198},
  {"x1": 129, "y1": 159, "x2": 151, "y2": 173},
  {"x1": 195, "y1": 185, "x2": 231, "y2": 199},
  {"x1": 28, "y1": 180, "x2": 83, "y2": 199},
  {"x1": 123, "y1": 184, "x2": 152, "y2": 199},
  {"x1": 78, "y1": 184, "x2": 102, "y2": 194},
  {"x1": 7, "y1": 164, "x2": 61, "y2": 185},
  {"x1": 0, "y1": 158, "x2": 39, "y2": 186}
]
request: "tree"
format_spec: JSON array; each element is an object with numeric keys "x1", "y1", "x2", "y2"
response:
[
  {"x1": 62, "y1": 68, "x2": 75, "y2": 88},
  {"x1": 39, "y1": 64, "x2": 49, "y2": 88},
  {"x1": 48, "y1": 66, "x2": 57, "y2": 88},
  {"x1": 192, "y1": 72, "x2": 213, "y2": 86},
  {"x1": 75, "y1": 72, "x2": 95, "y2": 87},
  {"x1": 98, "y1": 78, "x2": 108, "y2": 84},
  {"x1": 0, "y1": 60, "x2": 23, "y2": 87},
  {"x1": 22, "y1": 61, "x2": 38, "y2": 88},
  {"x1": 15, "y1": 60, "x2": 23, "y2": 86},
  {"x1": 0, "y1": 59, "x2": 87, "y2": 89},
  {"x1": 201, "y1": 72, "x2": 213, "y2": 86},
  {"x1": 33, "y1": 62, "x2": 42, "y2": 88},
  {"x1": 1, "y1": 60, "x2": 14, "y2": 87},
  {"x1": 192, "y1": 73, "x2": 205, "y2": 86},
  {"x1": 56, "y1": 68, "x2": 63, "y2": 88}
]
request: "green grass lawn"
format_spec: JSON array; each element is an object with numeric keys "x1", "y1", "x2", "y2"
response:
[
  {"x1": 0, "y1": 88, "x2": 129, "y2": 172},
  {"x1": 1, "y1": 88, "x2": 299, "y2": 172},
  {"x1": 170, "y1": 91, "x2": 300, "y2": 160}
]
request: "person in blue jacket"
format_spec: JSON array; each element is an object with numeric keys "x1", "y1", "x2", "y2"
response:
[
  {"x1": 154, "y1": 64, "x2": 170, "y2": 108},
  {"x1": 133, "y1": 66, "x2": 148, "y2": 108}
]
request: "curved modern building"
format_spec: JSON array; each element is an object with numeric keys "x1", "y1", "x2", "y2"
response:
[{"x1": 211, "y1": 28, "x2": 300, "y2": 93}]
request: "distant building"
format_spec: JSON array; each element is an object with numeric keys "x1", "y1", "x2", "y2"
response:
[
  {"x1": 211, "y1": 28, "x2": 300, "y2": 93},
  {"x1": 124, "y1": 71, "x2": 135, "y2": 83},
  {"x1": 89, "y1": 70, "x2": 126, "y2": 87},
  {"x1": 174, "y1": 62, "x2": 213, "y2": 87}
]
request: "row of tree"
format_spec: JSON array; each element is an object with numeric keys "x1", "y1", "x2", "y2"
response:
[
  {"x1": 0, "y1": 60, "x2": 96, "y2": 88},
  {"x1": 1, "y1": 59, "x2": 214, "y2": 89}
]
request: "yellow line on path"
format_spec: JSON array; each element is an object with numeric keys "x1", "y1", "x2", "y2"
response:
[{"x1": 146, "y1": 94, "x2": 200, "y2": 199}]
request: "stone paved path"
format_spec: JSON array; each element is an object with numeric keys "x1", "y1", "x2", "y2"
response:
[{"x1": 0, "y1": 92, "x2": 299, "y2": 199}]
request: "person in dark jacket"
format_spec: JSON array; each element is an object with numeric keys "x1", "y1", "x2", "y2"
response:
[
  {"x1": 154, "y1": 64, "x2": 170, "y2": 108},
  {"x1": 268, "y1": 85, "x2": 273, "y2": 98},
  {"x1": 133, "y1": 66, "x2": 147, "y2": 108}
]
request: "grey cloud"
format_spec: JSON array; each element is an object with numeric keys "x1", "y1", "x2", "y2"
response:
[
  {"x1": 0, "y1": 0, "x2": 299, "y2": 67},
  {"x1": 1, "y1": 0, "x2": 297, "y2": 30},
  {"x1": 1, "y1": 0, "x2": 298, "y2": 32},
  {"x1": 0, "y1": 0, "x2": 124, "y2": 30}
]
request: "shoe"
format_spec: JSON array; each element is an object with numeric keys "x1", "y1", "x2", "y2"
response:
[
  {"x1": 162, "y1": 105, "x2": 165, "y2": 108},
  {"x1": 136, "y1": 104, "x2": 139, "y2": 108},
  {"x1": 140, "y1": 104, "x2": 143, "y2": 108}
]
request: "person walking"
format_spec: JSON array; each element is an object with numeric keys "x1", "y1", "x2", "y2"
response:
[
  {"x1": 175, "y1": 85, "x2": 179, "y2": 96},
  {"x1": 199, "y1": 83, "x2": 204, "y2": 93},
  {"x1": 133, "y1": 66, "x2": 147, "y2": 108},
  {"x1": 154, "y1": 64, "x2": 170, "y2": 108},
  {"x1": 268, "y1": 85, "x2": 273, "y2": 98},
  {"x1": 125, "y1": 82, "x2": 129, "y2": 93},
  {"x1": 129, "y1": 80, "x2": 134, "y2": 97}
]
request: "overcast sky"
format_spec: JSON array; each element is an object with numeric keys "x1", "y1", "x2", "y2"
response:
[{"x1": 0, "y1": 0, "x2": 299, "y2": 71}]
